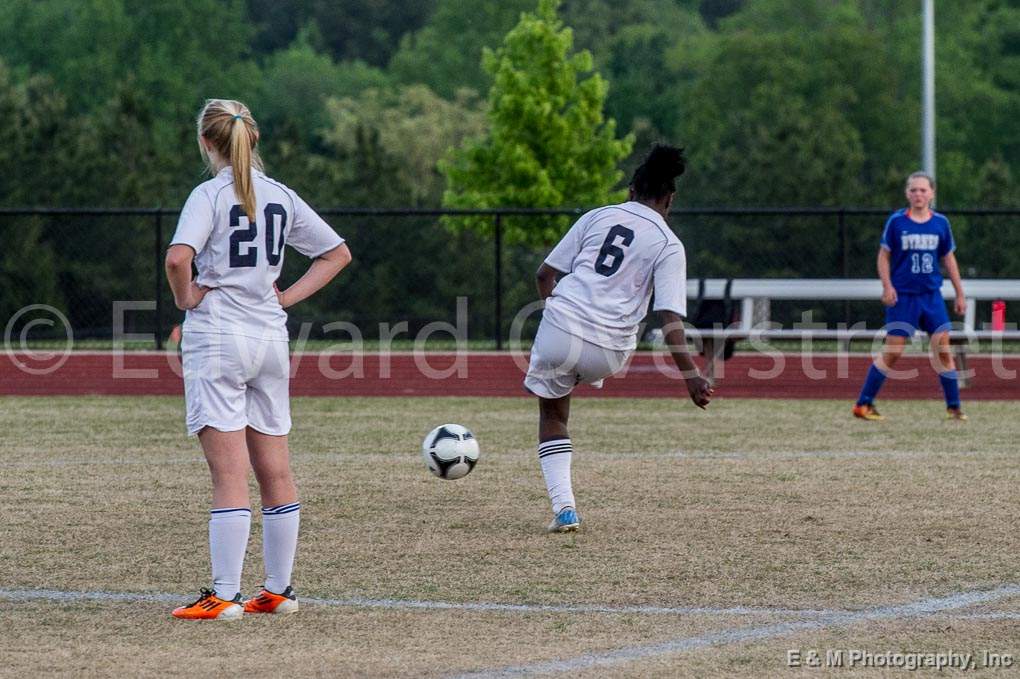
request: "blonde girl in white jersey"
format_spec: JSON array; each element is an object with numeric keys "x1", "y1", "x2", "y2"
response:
[
  {"x1": 525, "y1": 145, "x2": 713, "y2": 532},
  {"x1": 165, "y1": 99, "x2": 351, "y2": 620}
]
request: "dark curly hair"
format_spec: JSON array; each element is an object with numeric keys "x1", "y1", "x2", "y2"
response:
[{"x1": 630, "y1": 144, "x2": 686, "y2": 201}]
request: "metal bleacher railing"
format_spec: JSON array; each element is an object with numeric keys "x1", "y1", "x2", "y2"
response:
[
  {"x1": 684, "y1": 277, "x2": 1020, "y2": 383},
  {"x1": 2, "y1": 206, "x2": 1019, "y2": 350}
]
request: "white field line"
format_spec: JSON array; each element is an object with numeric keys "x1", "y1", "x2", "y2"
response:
[
  {"x1": 0, "y1": 448, "x2": 998, "y2": 469},
  {"x1": 949, "y1": 612, "x2": 1020, "y2": 620},
  {"x1": 1, "y1": 452, "x2": 420, "y2": 468},
  {"x1": 657, "y1": 449, "x2": 993, "y2": 461},
  {"x1": 3, "y1": 458, "x2": 204, "y2": 467},
  {"x1": 305, "y1": 596, "x2": 831, "y2": 618},
  {"x1": 446, "y1": 584, "x2": 1020, "y2": 679},
  {"x1": 0, "y1": 588, "x2": 830, "y2": 617},
  {"x1": 0, "y1": 588, "x2": 1016, "y2": 624}
]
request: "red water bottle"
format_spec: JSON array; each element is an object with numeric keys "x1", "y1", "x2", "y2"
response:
[{"x1": 992, "y1": 300, "x2": 1006, "y2": 332}]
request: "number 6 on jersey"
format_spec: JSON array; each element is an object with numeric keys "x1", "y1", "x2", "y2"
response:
[{"x1": 594, "y1": 225, "x2": 635, "y2": 276}]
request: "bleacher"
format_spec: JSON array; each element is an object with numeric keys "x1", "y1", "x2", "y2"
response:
[{"x1": 684, "y1": 278, "x2": 1020, "y2": 383}]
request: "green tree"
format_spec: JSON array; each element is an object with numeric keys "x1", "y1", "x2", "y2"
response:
[
  {"x1": 698, "y1": 0, "x2": 745, "y2": 28},
  {"x1": 961, "y1": 156, "x2": 1020, "y2": 277},
  {"x1": 0, "y1": 0, "x2": 256, "y2": 114},
  {"x1": 559, "y1": 0, "x2": 707, "y2": 138},
  {"x1": 0, "y1": 0, "x2": 132, "y2": 111},
  {"x1": 0, "y1": 62, "x2": 73, "y2": 206},
  {"x1": 560, "y1": 0, "x2": 703, "y2": 51},
  {"x1": 247, "y1": 0, "x2": 437, "y2": 66},
  {"x1": 441, "y1": 0, "x2": 632, "y2": 246},
  {"x1": 388, "y1": 0, "x2": 532, "y2": 98},
  {"x1": 321, "y1": 85, "x2": 486, "y2": 205},
  {"x1": 252, "y1": 28, "x2": 392, "y2": 148},
  {"x1": 0, "y1": 219, "x2": 64, "y2": 332},
  {"x1": 695, "y1": 0, "x2": 1020, "y2": 209}
]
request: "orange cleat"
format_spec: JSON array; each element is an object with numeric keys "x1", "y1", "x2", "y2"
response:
[
  {"x1": 171, "y1": 588, "x2": 243, "y2": 620},
  {"x1": 244, "y1": 586, "x2": 298, "y2": 615},
  {"x1": 852, "y1": 403, "x2": 884, "y2": 421},
  {"x1": 946, "y1": 408, "x2": 968, "y2": 421}
]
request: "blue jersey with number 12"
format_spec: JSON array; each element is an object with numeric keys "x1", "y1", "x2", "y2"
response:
[{"x1": 880, "y1": 209, "x2": 955, "y2": 294}]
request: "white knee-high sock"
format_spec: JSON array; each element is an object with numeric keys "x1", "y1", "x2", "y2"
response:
[
  {"x1": 538, "y1": 439, "x2": 575, "y2": 514},
  {"x1": 262, "y1": 503, "x2": 300, "y2": 594},
  {"x1": 209, "y1": 507, "x2": 251, "y2": 600}
]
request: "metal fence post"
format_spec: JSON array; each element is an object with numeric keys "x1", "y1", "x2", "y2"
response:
[
  {"x1": 838, "y1": 209, "x2": 850, "y2": 326},
  {"x1": 155, "y1": 210, "x2": 164, "y2": 351},
  {"x1": 494, "y1": 213, "x2": 503, "y2": 350}
]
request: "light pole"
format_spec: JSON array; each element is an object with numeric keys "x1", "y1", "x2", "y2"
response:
[{"x1": 922, "y1": 0, "x2": 935, "y2": 180}]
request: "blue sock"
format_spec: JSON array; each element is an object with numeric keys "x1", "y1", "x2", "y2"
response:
[
  {"x1": 856, "y1": 364, "x2": 887, "y2": 406},
  {"x1": 939, "y1": 370, "x2": 960, "y2": 409}
]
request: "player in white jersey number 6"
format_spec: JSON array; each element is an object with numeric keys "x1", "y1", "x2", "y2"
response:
[
  {"x1": 165, "y1": 99, "x2": 351, "y2": 619},
  {"x1": 525, "y1": 145, "x2": 713, "y2": 533}
]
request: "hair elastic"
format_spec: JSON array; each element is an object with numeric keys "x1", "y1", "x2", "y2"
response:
[{"x1": 232, "y1": 114, "x2": 243, "y2": 120}]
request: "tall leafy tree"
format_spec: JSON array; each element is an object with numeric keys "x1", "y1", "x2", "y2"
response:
[
  {"x1": 252, "y1": 27, "x2": 392, "y2": 148},
  {"x1": 321, "y1": 85, "x2": 486, "y2": 205},
  {"x1": 388, "y1": 0, "x2": 532, "y2": 98},
  {"x1": 441, "y1": 0, "x2": 633, "y2": 246},
  {"x1": 0, "y1": 219, "x2": 64, "y2": 333},
  {"x1": 0, "y1": 0, "x2": 133, "y2": 111},
  {"x1": 247, "y1": 0, "x2": 437, "y2": 66},
  {"x1": 0, "y1": 0, "x2": 256, "y2": 113},
  {"x1": 559, "y1": 0, "x2": 707, "y2": 139},
  {"x1": 0, "y1": 63, "x2": 65, "y2": 324}
]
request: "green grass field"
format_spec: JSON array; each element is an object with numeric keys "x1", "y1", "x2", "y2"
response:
[{"x1": 1, "y1": 396, "x2": 1017, "y2": 677}]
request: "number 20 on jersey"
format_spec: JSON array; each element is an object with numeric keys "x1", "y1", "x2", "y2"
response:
[{"x1": 229, "y1": 203, "x2": 287, "y2": 268}]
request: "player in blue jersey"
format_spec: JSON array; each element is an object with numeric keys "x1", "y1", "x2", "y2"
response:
[{"x1": 853, "y1": 172, "x2": 967, "y2": 421}]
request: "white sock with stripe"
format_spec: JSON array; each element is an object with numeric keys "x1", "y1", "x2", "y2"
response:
[
  {"x1": 262, "y1": 502, "x2": 300, "y2": 594},
  {"x1": 538, "y1": 438, "x2": 575, "y2": 514},
  {"x1": 209, "y1": 507, "x2": 251, "y2": 601}
]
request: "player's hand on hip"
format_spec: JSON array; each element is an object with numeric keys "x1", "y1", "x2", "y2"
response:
[
  {"x1": 954, "y1": 296, "x2": 967, "y2": 316},
  {"x1": 686, "y1": 375, "x2": 714, "y2": 409},
  {"x1": 881, "y1": 286, "x2": 898, "y2": 307},
  {"x1": 274, "y1": 282, "x2": 287, "y2": 308},
  {"x1": 177, "y1": 282, "x2": 211, "y2": 310}
]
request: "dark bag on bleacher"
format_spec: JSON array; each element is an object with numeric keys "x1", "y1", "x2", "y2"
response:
[{"x1": 689, "y1": 278, "x2": 738, "y2": 361}]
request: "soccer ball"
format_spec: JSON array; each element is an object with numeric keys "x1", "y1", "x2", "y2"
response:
[{"x1": 421, "y1": 424, "x2": 480, "y2": 480}]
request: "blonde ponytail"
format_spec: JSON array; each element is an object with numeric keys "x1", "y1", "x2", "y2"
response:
[
  {"x1": 229, "y1": 116, "x2": 257, "y2": 222},
  {"x1": 196, "y1": 99, "x2": 264, "y2": 222}
]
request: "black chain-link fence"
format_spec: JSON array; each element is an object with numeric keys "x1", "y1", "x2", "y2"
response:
[{"x1": 3, "y1": 207, "x2": 1019, "y2": 348}]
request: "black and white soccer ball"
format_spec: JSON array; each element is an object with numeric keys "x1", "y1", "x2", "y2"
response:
[{"x1": 421, "y1": 424, "x2": 480, "y2": 480}]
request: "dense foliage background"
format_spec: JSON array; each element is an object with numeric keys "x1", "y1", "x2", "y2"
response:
[{"x1": 1, "y1": 0, "x2": 1018, "y2": 337}]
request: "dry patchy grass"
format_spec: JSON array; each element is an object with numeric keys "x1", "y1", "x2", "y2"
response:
[{"x1": 0, "y1": 396, "x2": 1017, "y2": 677}]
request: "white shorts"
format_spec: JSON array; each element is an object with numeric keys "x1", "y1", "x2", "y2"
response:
[
  {"x1": 524, "y1": 321, "x2": 631, "y2": 399},
  {"x1": 182, "y1": 332, "x2": 292, "y2": 436}
]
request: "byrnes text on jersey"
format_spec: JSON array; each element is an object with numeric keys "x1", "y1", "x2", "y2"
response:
[{"x1": 880, "y1": 209, "x2": 955, "y2": 294}]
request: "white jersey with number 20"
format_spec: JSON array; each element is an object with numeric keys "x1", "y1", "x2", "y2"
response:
[
  {"x1": 170, "y1": 167, "x2": 344, "y2": 341},
  {"x1": 541, "y1": 201, "x2": 687, "y2": 351}
]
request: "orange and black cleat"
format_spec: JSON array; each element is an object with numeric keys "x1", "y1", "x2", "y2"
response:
[
  {"x1": 244, "y1": 586, "x2": 298, "y2": 615},
  {"x1": 171, "y1": 588, "x2": 243, "y2": 620},
  {"x1": 946, "y1": 407, "x2": 968, "y2": 421},
  {"x1": 852, "y1": 403, "x2": 884, "y2": 421}
]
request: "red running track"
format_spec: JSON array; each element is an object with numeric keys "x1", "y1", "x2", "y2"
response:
[{"x1": 3, "y1": 351, "x2": 1019, "y2": 399}]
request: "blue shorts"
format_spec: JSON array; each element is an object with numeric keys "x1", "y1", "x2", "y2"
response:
[{"x1": 885, "y1": 290, "x2": 951, "y2": 337}]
